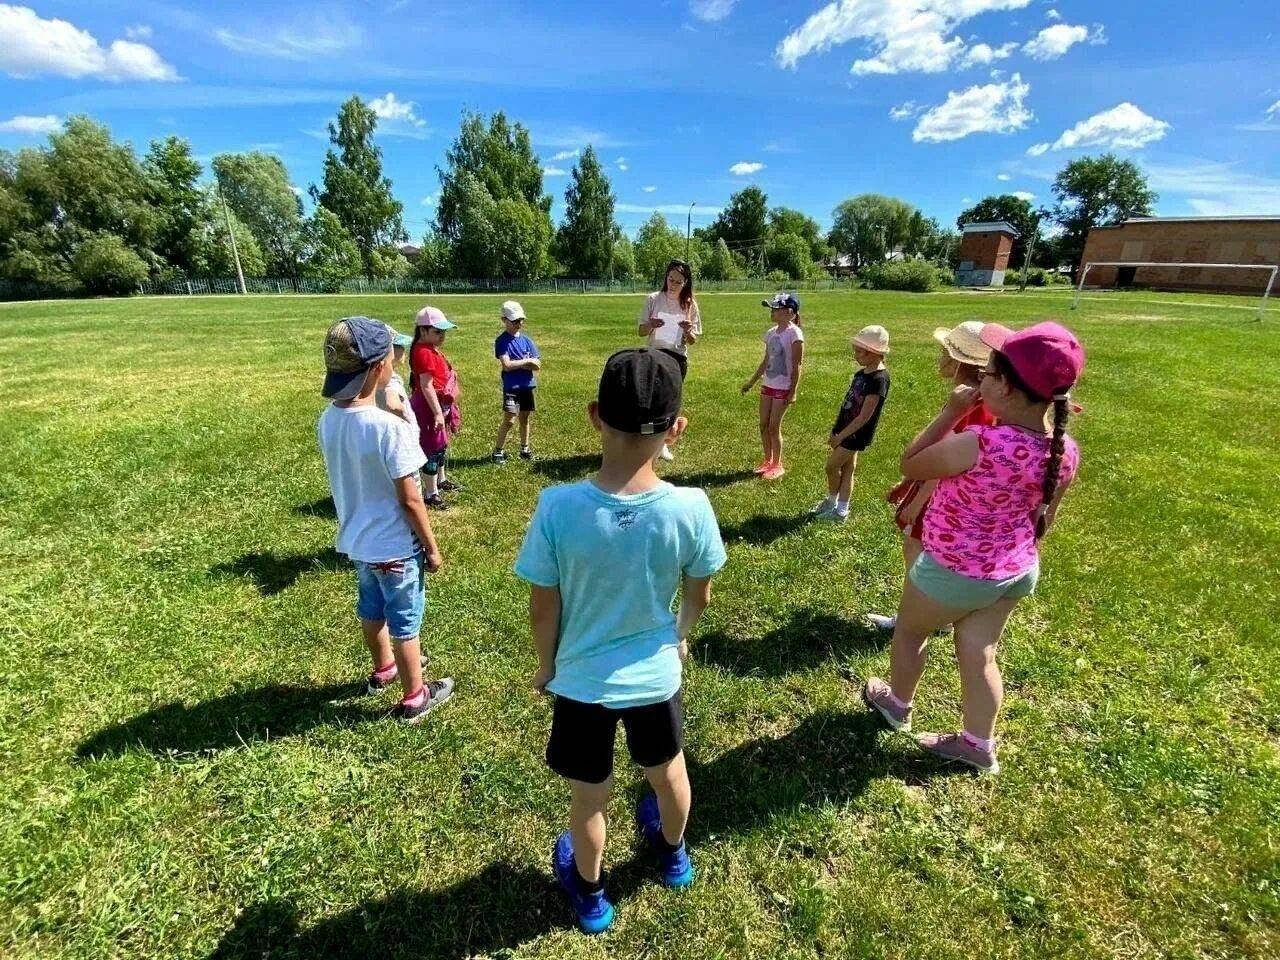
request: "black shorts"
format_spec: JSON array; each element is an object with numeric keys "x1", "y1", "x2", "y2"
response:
[
  {"x1": 502, "y1": 388, "x2": 536, "y2": 413},
  {"x1": 546, "y1": 690, "x2": 683, "y2": 784}
]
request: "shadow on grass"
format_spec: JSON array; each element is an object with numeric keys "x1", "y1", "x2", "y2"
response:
[
  {"x1": 530, "y1": 453, "x2": 600, "y2": 482},
  {"x1": 211, "y1": 548, "x2": 347, "y2": 596},
  {"x1": 696, "y1": 607, "x2": 887, "y2": 677},
  {"x1": 663, "y1": 469, "x2": 756, "y2": 488},
  {"x1": 75, "y1": 682, "x2": 375, "y2": 760},
  {"x1": 292, "y1": 496, "x2": 336, "y2": 519},
  {"x1": 719, "y1": 511, "x2": 811, "y2": 546},
  {"x1": 689, "y1": 710, "x2": 963, "y2": 839},
  {"x1": 207, "y1": 863, "x2": 562, "y2": 960}
]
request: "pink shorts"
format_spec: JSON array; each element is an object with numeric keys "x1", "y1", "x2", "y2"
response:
[{"x1": 761, "y1": 386, "x2": 790, "y2": 400}]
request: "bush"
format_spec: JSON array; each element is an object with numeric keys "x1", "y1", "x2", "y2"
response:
[
  {"x1": 1004, "y1": 268, "x2": 1049, "y2": 287},
  {"x1": 765, "y1": 269, "x2": 790, "y2": 284},
  {"x1": 859, "y1": 259, "x2": 937, "y2": 293},
  {"x1": 935, "y1": 265, "x2": 955, "y2": 287},
  {"x1": 72, "y1": 235, "x2": 149, "y2": 296}
]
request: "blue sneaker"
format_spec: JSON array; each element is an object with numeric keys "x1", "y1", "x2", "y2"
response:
[
  {"x1": 553, "y1": 831, "x2": 615, "y2": 934},
  {"x1": 635, "y1": 794, "x2": 696, "y2": 888}
]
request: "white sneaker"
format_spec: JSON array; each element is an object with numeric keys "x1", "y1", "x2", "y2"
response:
[
  {"x1": 658, "y1": 444, "x2": 675, "y2": 462},
  {"x1": 866, "y1": 613, "x2": 897, "y2": 631},
  {"x1": 816, "y1": 508, "x2": 848, "y2": 523},
  {"x1": 809, "y1": 498, "x2": 835, "y2": 516}
]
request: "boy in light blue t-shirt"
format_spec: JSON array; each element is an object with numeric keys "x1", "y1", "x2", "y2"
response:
[{"x1": 515, "y1": 347, "x2": 726, "y2": 934}]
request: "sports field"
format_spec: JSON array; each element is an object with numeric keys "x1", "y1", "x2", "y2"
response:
[{"x1": 1, "y1": 288, "x2": 1278, "y2": 959}]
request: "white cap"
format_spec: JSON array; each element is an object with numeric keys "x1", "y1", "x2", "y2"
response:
[{"x1": 500, "y1": 300, "x2": 526, "y2": 322}]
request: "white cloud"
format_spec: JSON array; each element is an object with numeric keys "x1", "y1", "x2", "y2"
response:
[
  {"x1": 889, "y1": 101, "x2": 924, "y2": 121},
  {"x1": 615, "y1": 156, "x2": 629, "y2": 172},
  {"x1": 775, "y1": 0, "x2": 1032, "y2": 75},
  {"x1": 1145, "y1": 158, "x2": 1280, "y2": 217},
  {"x1": 1027, "y1": 142, "x2": 1051, "y2": 156},
  {"x1": 125, "y1": 24, "x2": 152, "y2": 39},
  {"x1": 1013, "y1": 190, "x2": 1036, "y2": 201},
  {"x1": 214, "y1": 12, "x2": 361, "y2": 60},
  {"x1": 0, "y1": 4, "x2": 179, "y2": 81},
  {"x1": 1269, "y1": 100, "x2": 1280, "y2": 118},
  {"x1": 550, "y1": 149, "x2": 579, "y2": 161},
  {"x1": 959, "y1": 41, "x2": 1018, "y2": 68},
  {"x1": 0, "y1": 113, "x2": 60, "y2": 135},
  {"x1": 369, "y1": 92, "x2": 427, "y2": 138},
  {"x1": 642, "y1": 185, "x2": 657, "y2": 193},
  {"x1": 1234, "y1": 99, "x2": 1280, "y2": 132},
  {"x1": 729, "y1": 161, "x2": 766, "y2": 175},
  {"x1": 543, "y1": 166, "x2": 569, "y2": 177},
  {"x1": 1045, "y1": 102, "x2": 1170, "y2": 151},
  {"x1": 1023, "y1": 23, "x2": 1105, "y2": 61},
  {"x1": 913, "y1": 73, "x2": 1032, "y2": 143},
  {"x1": 762, "y1": 140, "x2": 799, "y2": 153},
  {"x1": 996, "y1": 173, "x2": 1012, "y2": 181},
  {"x1": 420, "y1": 193, "x2": 439, "y2": 206},
  {"x1": 1046, "y1": 7, "x2": 1061, "y2": 20},
  {"x1": 535, "y1": 127, "x2": 632, "y2": 150},
  {"x1": 690, "y1": 0, "x2": 737, "y2": 22}
]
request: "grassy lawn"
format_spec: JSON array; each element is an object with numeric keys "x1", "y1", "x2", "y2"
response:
[{"x1": 1, "y1": 288, "x2": 1278, "y2": 959}]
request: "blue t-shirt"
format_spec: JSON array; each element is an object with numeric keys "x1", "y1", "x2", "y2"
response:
[
  {"x1": 514, "y1": 480, "x2": 727, "y2": 708},
  {"x1": 495, "y1": 331, "x2": 540, "y2": 391}
]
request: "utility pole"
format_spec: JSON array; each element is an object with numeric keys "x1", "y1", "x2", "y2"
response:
[
  {"x1": 1018, "y1": 215, "x2": 1041, "y2": 294},
  {"x1": 685, "y1": 202, "x2": 696, "y2": 262},
  {"x1": 217, "y1": 179, "x2": 247, "y2": 295}
]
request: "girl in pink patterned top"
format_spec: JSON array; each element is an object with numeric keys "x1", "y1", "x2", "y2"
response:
[{"x1": 863, "y1": 321, "x2": 1085, "y2": 775}]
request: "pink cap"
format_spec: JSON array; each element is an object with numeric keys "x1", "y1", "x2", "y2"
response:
[
  {"x1": 980, "y1": 321, "x2": 1084, "y2": 400},
  {"x1": 414, "y1": 305, "x2": 455, "y2": 329}
]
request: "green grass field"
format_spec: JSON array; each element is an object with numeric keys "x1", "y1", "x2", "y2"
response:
[{"x1": 2, "y1": 288, "x2": 1278, "y2": 959}]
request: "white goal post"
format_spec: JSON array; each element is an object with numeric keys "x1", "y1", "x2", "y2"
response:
[{"x1": 1071, "y1": 261, "x2": 1279, "y2": 319}]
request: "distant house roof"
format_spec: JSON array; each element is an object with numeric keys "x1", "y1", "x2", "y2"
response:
[
  {"x1": 1125, "y1": 215, "x2": 1280, "y2": 224},
  {"x1": 960, "y1": 221, "x2": 1019, "y2": 237}
]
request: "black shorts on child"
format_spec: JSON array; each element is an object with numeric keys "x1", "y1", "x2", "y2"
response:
[
  {"x1": 546, "y1": 690, "x2": 683, "y2": 784},
  {"x1": 502, "y1": 387, "x2": 536, "y2": 413}
]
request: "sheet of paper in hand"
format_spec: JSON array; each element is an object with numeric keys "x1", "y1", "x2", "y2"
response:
[{"x1": 652, "y1": 311, "x2": 686, "y2": 346}]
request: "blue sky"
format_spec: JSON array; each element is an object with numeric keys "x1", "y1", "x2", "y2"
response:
[{"x1": 2, "y1": 0, "x2": 1278, "y2": 239}]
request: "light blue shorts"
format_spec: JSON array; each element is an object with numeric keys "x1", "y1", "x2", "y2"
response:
[
  {"x1": 354, "y1": 553, "x2": 425, "y2": 640},
  {"x1": 908, "y1": 551, "x2": 1038, "y2": 612}
]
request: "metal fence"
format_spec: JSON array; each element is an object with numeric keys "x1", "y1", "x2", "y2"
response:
[{"x1": 1, "y1": 275, "x2": 866, "y2": 303}]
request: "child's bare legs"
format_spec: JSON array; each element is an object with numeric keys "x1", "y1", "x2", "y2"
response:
[
  {"x1": 888, "y1": 577, "x2": 969, "y2": 705},
  {"x1": 519, "y1": 410, "x2": 532, "y2": 449},
  {"x1": 495, "y1": 410, "x2": 517, "y2": 452},
  {"x1": 766, "y1": 398, "x2": 787, "y2": 465},
  {"x1": 643, "y1": 752, "x2": 691, "y2": 846},
  {"x1": 757, "y1": 393, "x2": 772, "y2": 462},
  {"x1": 824, "y1": 448, "x2": 856, "y2": 497},
  {"x1": 837, "y1": 450, "x2": 858, "y2": 502},
  {"x1": 952, "y1": 597, "x2": 1019, "y2": 740},
  {"x1": 902, "y1": 534, "x2": 924, "y2": 572},
  {"x1": 568, "y1": 777, "x2": 613, "y2": 883},
  {"x1": 361, "y1": 619, "x2": 424, "y2": 696}
]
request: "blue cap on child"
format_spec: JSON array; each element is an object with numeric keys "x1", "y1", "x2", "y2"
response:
[{"x1": 322, "y1": 316, "x2": 392, "y2": 400}]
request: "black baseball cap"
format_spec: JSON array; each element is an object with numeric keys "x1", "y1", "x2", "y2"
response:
[
  {"x1": 597, "y1": 348, "x2": 683, "y2": 435},
  {"x1": 322, "y1": 316, "x2": 392, "y2": 399},
  {"x1": 762, "y1": 292, "x2": 801, "y2": 313}
]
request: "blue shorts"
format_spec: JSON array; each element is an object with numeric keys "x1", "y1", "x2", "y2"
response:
[
  {"x1": 354, "y1": 553, "x2": 425, "y2": 640},
  {"x1": 908, "y1": 551, "x2": 1038, "y2": 612}
]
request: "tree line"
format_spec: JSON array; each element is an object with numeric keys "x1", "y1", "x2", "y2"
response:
[{"x1": 0, "y1": 95, "x2": 1156, "y2": 295}]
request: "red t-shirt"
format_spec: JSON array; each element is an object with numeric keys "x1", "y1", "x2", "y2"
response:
[{"x1": 410, "y1": 343, "x2": 450, "y2": 398}]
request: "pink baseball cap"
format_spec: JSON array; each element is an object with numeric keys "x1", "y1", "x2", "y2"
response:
[
  {"x1": 414, "y1": 305, "x2": 456, "y2": 329},
  {"x1": 980, "y1": 321, "x2": 1084, "y2": 400}
]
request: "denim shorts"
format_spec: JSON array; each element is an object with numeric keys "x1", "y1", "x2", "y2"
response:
[
  {"x1": 908, "y1": 551, "x2": 1038, "y2": 612},
  {"x1": 354, "y1": 553, "x2": 425, "y2": 640}
]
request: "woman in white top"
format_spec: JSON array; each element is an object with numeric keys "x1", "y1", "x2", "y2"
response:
[{"x1": 636, "y1": 259, "x2": 701, "y2": 460}]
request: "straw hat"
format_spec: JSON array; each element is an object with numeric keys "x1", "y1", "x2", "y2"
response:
[
  {"x1": 852, "y1": 324, "x2": 890, "y2": 355},
  {"x1": 932, "y1": 321, "x2": 991, "y2": 367}
]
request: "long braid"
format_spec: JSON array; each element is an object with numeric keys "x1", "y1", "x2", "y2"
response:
[{"x1": 1035, "y1": 397, "x2": 1070, "y2": 539}]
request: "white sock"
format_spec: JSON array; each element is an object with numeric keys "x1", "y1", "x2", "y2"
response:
[{"x1": 835, "y1": 498, "x2": 849, "y2": 512}]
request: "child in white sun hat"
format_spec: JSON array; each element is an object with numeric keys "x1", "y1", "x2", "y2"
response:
[{"x1": 811, "y1": 325, "x2": 891, "y2": 522}]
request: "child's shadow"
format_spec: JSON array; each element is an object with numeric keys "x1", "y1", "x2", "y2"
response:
[
  {"x1": 210, "y1": 548, "x2": 346, "y2": 596},
  {"x1": 530, "y1": 453, "x2": 600, "y2": 482},
  {"x1": 696, "y1": 607, "x2": 887, "y2": 677},
  {"x1": 292, "y1": 496, "x2": 336, "y2": 519},
  {"x1": 206, "y1": 862, "x2": 562, "y2": 960},
  {"x1": 75, "y1": 682, "x2": 375, "y2": 760},
  {"x1": 719, "y1": 511, "x2": 811, "y2": 547}
]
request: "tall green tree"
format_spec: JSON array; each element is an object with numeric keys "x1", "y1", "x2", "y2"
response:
[
  {"x1": 765, "y1": 232, "x2": 814, "y2": 280},
  {"x1": 434, "y1": 111, "x2": 553, "y2": 279},
  {"x1": 957, "y1": 194, "x2": 1039, "y2": 269},
  {"x1": 1051, "y1": 153, "x2": 1156, "y2": 272},
  {"x1": 300, "y1": 207, "x2": 363, "y2": 289},
  {"x1": 143, "y1": 136, "x2": 207, "y2": 277},
  {"x1": 706, "y1": 186, "x2": 768, "y2": 251},
  {"x1": 213, "y1": 152, "x2": 304, "y2": 279},
  {"x1": 555, "y1": 147, "x2": 619, "y2": 277},
  {"x1": 701, "y1": 237, "x2": 744, "y2": 281},
  {"x1": 312, "y1": 96, "x2": 406, "y2": 278},
  {"x1": 829, "y1": 194, "x2": 916, "y2": 270},
  {"x1": 768, "y1": 206, "x2": 827, "y2": 261},
  {"x1": 633, "y1": 213, "x2": 686, "y2": 285}
]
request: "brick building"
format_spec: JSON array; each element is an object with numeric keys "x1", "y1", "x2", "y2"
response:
[
  {"x1": 955, "y1": 221, "x2": 1018, "y2": 287},
  {"x1": 1079, "y1": 215, "x2": 1280, "y2": 294}
]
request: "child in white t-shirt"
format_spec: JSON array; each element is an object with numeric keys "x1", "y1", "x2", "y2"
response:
[{"x1": 741, "y1": 293, "x2": 805, "y2": 481}]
